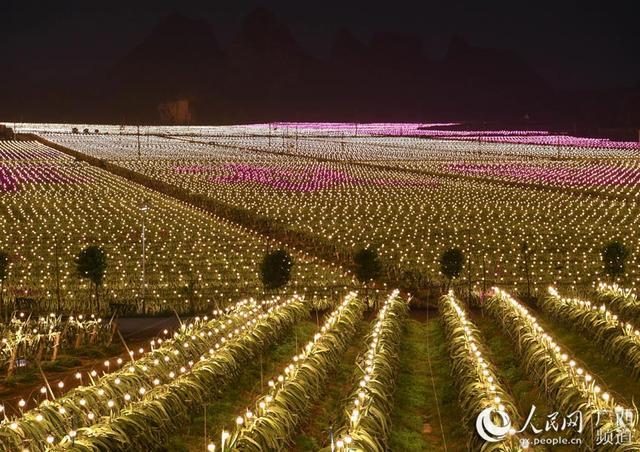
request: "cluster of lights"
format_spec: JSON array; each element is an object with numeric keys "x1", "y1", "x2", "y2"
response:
[
  {"x1": 194, "y1": 128, "x2": 638, "y2": 161},
  {"x1": 221, "y1": 292, "x2": 362, "y2": 450},
  {"x1": 0, "y1": 140, "x2": 69, "y2": 161},
  {"x1": 334, "y1": 290, "x2": 406, "y2": 450},
  {"x1": 438, "y1": 291, "x2": 525, "y2": 448},
  {"x1": 64, "y1": 295, "x2": 307, "y2": 450},
  {"x1": 490, "y1": 288, "x2": 634, "y2": 438},
  {"x1": 9, "y1": 121, "x2": 640, "y2": 155},
  {"x1": 47, "y1": 132, "x2": 640, "y2": 292},
  {"x1": 442, "y1": 161, "x2": 640, "y2": 198},
  {"x1": 265, "y1": 122, "x2": 639, "y2": 152},
  {"x1": 597, "y1": 282, "x2": 640, "y2": 321},
  {"x1": 598, "y1": 282, "x2": 637, "y2": 299},
  {"x1": 205, "y1": 163, "x2": 435, "y2": 192},
  {"x1": 0, "y1": 297, "x2": 290, "y2": 450},
  {"x1": 545, "y1": 287, "x2": 640, "y2": 374},
  {"x1": 35, "y1": 129, "x2": 640, "y2": 294},
  {"x1": 548, "y1": 286, "x2": 637, "y2": 333}
]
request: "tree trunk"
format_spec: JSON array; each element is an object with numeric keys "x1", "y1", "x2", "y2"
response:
[
  {"x1": 88, "y1": 282, "x2": 93, "y2": 312},
  {"x1": 525, "y1": 257, "x2": 531, "y2": 297},
  {"x1": 52, "y1": 333, "x2": 60, "y2": 361},
  {"x1": 7, "y1": 346, "x2": 17, "y2": 378},
  {"x1": 95, "y1": 282, "x2": 99, "y2": 313},
  {"x1": 107, "y1": 322, "x2": 117, "y2": 346},
  {"x1": 36, "y1": 336, "x2": 45, "y2": 363},
  {"x1": 75, "y1": 329, "x2": 84, "y2": 349}
]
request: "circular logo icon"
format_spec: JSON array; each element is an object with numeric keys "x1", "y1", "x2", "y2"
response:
[{"x1": 476, "y1": 407, "x2": 512, "y2": 442}]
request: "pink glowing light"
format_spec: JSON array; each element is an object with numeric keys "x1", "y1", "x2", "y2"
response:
[
  {"x1": 203, "y1": 163, "x2": 438, "y2": 192},
  {"x1": 0, "y1": 164, "x2": 92, "y2": 192},
  {"x1": 264, "y1": 122, "x2": 639, "y2": 150}
]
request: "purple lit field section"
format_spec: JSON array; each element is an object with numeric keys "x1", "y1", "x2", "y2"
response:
[
  {"x1": 447, "y1": 134, "x2": 640, "y2": 151},
  {"x1": 384, "y1": 158, "x2": 640, "y2": 199},
  {"x1": 0, "y1": 139, "x2": 349, "y2": 310},
  {"x1": 0, "y1": 163, "x2": 93, "y2": 192},
  {"x1": 126, "y1": 159, "x2": 440, "y2": 196},
  {"x1": 0, "y1": 141, "x2": 94, "y2": 192},
  {"x1": 38, "y1": 128, "x2": 640, "y2": 201},
  {"x1": 268, "y1": 122, "x2": 639, "y2": 152},
  {"x1": 127, "y1": 156, "x2": 640, "y2": 291},
  {"x1": 8, "y1": 122, "x2": 640, "y2": 155},
  {"x1": 201, "y1": 133, "x2": 639, "y2": 163},
  {"x1": 204, "y1": 163, "x2": 437, "y2": 192}
]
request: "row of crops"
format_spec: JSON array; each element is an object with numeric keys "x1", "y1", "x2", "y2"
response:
[
  {"x1": 0, "y1": 291, "x2": 414, "y2": 451},
  {"x1": 9, "y1": 120, "x2": 636, "y2": 154},
  {"x1": 5, "y1": 283, "x2": 640, "y2": 450},
  {"x1": 0, "y1": 295, "x2": 307, "y2": 450},
  {"x1": 0, "y1": 140, "x2": 351, "y2": 314},
  {"x1": 436, "y1": 283, "x2": 640, "y2": 450}
]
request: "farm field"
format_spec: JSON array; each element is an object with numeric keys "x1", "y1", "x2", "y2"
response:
[
  {"x1": 37, "y1": 128, "x2": 640, "y2": 295},
  {"x1": 1, "y1": 122, "x2": 640, "y2": 451},
  {"x1": 0, "y1": 139, "x2": 350, "y2": 315}
]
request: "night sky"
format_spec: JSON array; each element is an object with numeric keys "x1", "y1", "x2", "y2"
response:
[{"x1": 3, "y1": 0, "x2": 639, "y2": 91}]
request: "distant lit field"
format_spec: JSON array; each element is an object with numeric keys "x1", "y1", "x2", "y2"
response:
[{"x1": 42, "y1": 127, "x2": 640, "y2": 293}]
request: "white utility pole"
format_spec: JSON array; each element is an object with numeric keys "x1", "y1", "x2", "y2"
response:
[{"x1": 140, "y1": 203, "x2": 149, "y2": 313}]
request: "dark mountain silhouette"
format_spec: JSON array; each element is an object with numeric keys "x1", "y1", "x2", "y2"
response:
[
  {"x1": 319, "y1": 29, "x2": 373, "y2": 120},
  {"x1": 104, "y1": 12, "x2": 226, "y2": 122},
  {"x1": 0, "y1": 8, "x2": 637, "y2": 136},
  {"x1": 214, "y1": 7, "x2": 319, "y2": 122},
  {"x1": 370, "y1": 31, "x2": 424, "y2": 62},
  {"x1": 330, "y1": 29, "x2": 368, "y2": 62},
  {"x1": 115, "y1": 12, "x2": 224, "y2": 83},
  {"x1": 432, "y1": 35, "x2": 554, "y2": 119},
  {"x1": 230, "y1": 7, "x2": 306, "y2": 60}
]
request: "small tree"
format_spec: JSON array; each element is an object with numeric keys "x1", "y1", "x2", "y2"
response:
[
  {"x1": 76, "y1": 245, "x2": 107, "y2": 310},
  {"x1": 354, "y1": 247, "x2": 382, "y2": 304},
  {"x1": 260, "y1": 249, "x2": 293, "y2": 292},
  {"x1": 0, "y1": 251, "x2": 9, "y2": 320},
  {"x1": 440, "y1": 248, "x2": 464, "y2": 291},
  {"x1": 602, "y1": 241, "x2": 630, "y2": 281}
]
